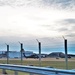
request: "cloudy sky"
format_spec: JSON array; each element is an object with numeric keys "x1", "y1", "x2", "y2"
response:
[{"x1": 0, "y1": 0, "x2": 75, "y2": 54}]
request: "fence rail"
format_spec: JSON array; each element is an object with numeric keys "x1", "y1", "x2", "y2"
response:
[{"x1": 0, "y1": 64, "x2": 75, "y2": 75}]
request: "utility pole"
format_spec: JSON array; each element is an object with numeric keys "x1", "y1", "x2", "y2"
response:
[
  {"x1": 63, "y1": 36, "x2": 68, "y2": 69},
  {"x1": 36, "y1": 39, "x2": 41, "y2": 66},
  {"x1": 19, "y1": 42, "x2": 23, "y2": 65}
]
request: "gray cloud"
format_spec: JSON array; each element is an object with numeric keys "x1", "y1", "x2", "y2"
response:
[
  {"x1": 58, "y1": 28, "x2": 68, "y2": 32},
  {"x1": 67, "y1": 33, "x2": 75, "y2": 37},
  {"x1": 0, "y1": 0, "x2": 42, "y2": 7},
  {"x1": 57, "y1": 18, "x2": 75, "y2": 30},
  {"x1": 58, "y1": 18, "x2": 75, "y2": 26},
  {"x1": 71, "y1": 26, "x2": 75, "y2": 30},
  {"x1": 41, "y1": 18, "x2": 75, "y2": 38},
  {"x1": 0, "y1": 0, "x2": 15, "y2": 6},
  {"x1": 0, "y1": 0, "x2": 75, "y2": 10},
  {"x1": 41, "y1": 25, "x2": 50, "y2": 27},
  {"x1": 56, "y1": 18, "x2": 75, "y2": 37},
  {"x1": 64, "y1": 19, "x2": 75, "y2": 24},
  {"x1": 42, "y1": 0, "x2": 75, "y2": 9}
]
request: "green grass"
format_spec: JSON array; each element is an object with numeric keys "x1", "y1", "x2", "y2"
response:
[{"x1": 0, "y1": 58, "x2": 75, "y2": 75}]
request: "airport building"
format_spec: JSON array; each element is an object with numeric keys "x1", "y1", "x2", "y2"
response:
[{"x1": 0, "y1": 51, "x2": 34, "y2": 58}]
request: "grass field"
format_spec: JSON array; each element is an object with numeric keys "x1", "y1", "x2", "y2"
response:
[{"x1": 0, "y1": 58, "x2": 75, "y2": 75}]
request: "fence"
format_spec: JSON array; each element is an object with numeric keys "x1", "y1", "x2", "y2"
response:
[
  {"x1": 0, "y1": 38, "x2": 75, "y2": 69},
  {"x1": 0, "y1": 64, "x2": 75, "y2": 75}
]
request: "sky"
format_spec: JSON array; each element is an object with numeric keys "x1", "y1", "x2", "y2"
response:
[{"x1": 0, "y1": 0, "x2": 75, "y2": 54}]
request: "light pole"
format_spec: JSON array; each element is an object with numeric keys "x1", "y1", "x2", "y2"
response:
[
  {"x1": 19, "y1": 42, "x2": 23, "y2": 65},
  {"x1": 63, "y1": 36, "x2": 68, "y2": 69},
  {"x1": 36, "y1": 39, "x2": 41, "y2": 66}
]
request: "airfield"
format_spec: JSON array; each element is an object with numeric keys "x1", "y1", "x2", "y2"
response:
[
  {"x1": 0, "y1": 57, "x2": 75, "y2": 75},
  {"x1": 0, "y1": 57, "x2": 75, "y2": 69}
]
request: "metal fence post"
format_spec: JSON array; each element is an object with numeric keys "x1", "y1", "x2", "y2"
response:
[
  {"x1": 38, "y1": 42, "x2": 41, "y2": 67},
  {"x1": 2, "y1": 69, "x2": 8, "y2": 75},
  {"x1": 36, "y1": 39, "x2": 41, "y2": 67},
  {"x1": 64, "y1": 39, "x2": 68, "y2": 69},
  {"x1": 7, "y1": 45, "x2": 9, "y2": 64},
  {"x1": 14, "y1": 71, "x2": 18, "y2": 75},
  {"x1": 19, "y1": 42, "x2": 23, "y2": 65},
  {"x1": 30, "y1": 73, "x2": 34, "y2": 75},
  {"x1": 21, "y1": 43, "x2": 23, "y2": 65}
]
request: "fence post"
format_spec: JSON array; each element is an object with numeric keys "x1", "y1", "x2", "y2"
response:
[
  {"x1": 14, "y1": 71, "x2": 18, "y2": 75},
  {"x1": 21, "y1": 43, "x2": 23, "y2": 65},
  {"x1": 7, "y1": 45, "x2": 9, "y2": 64},
  {"x1": 36, "y1": 39, "x2": 41, "y2": 67},
  {"x1": 30, "y1": 73, "x2": 34, "y2": 75},
  {"x1": 2, "y1": 69, "x2": 8, "y2": 75},
  {"x1": 64, "y1": 39, "x2": 68, "y2": 69},
  {"x1": 19, "y1": 42, "x2": 23, "y2": 65},
  {"x1": 38, "y1": 42, "x2": 41, "y2": 67}
]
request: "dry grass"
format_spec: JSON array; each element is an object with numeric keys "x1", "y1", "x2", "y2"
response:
[
  {"x1": 0, "y1": 58, "x2": 75, "y2": 75},
  {"x1": 0, "y1": 57, "x2": 75, "y2": 69},
  {"x1": 0, "y1": 57, "x2": 75, "y2": 61}
]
